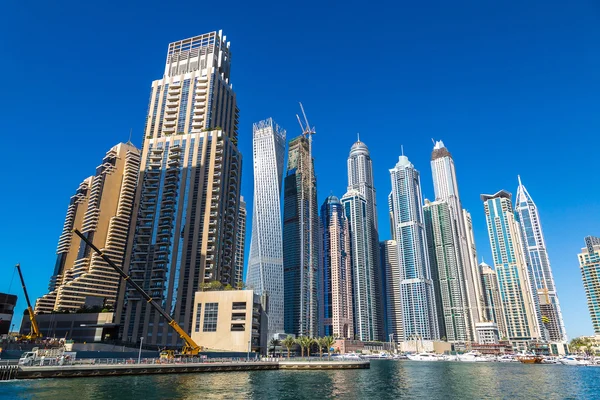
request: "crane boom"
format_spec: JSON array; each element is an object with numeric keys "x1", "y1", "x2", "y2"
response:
[
  {"x1": 15, "y1": 264, "x2": 42, "y2": 340},
  {"x1": 72, "y1": 229, "x2": 202, "y2": 355}
]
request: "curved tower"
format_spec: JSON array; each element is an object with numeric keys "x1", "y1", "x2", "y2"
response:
[{"x1": 246, "y1": 118, "x2": 286, "y2": 338}]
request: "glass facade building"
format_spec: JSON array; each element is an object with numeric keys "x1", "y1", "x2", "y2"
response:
[
  {"x1": 389, "y1": 155, "x2": 439, "y2": 341},
  {"x1": 246, "y1": 118, "x2": 286, "y2": 338},
  {"x1": 283, "y1": 135, "x2": 319, "y2": 337},
  {"x1": 578, "y1": 236, "x2": 600, "y2": 336},
  {"x1": 515, "y1": 176, "x2": 566, "y2": 341}
]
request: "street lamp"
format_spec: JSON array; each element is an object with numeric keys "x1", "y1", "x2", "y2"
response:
[{"x1": 138, "y1": 337, "x2": 144, "y2": 364}]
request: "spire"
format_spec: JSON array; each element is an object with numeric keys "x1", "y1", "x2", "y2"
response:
[
  {"x1": 126, "y1": 128, "x2": 134, "y2": 146},
  {"x1": 357, "y1": 132, "x2": 360, "y2": 142},
  {"x1": 401, "y1": 144, "x2": 404, "y2": 156}
]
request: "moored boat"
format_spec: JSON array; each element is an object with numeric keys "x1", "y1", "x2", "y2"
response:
[
  {"x1": 407, "y1": 353, "x2": 444, "y2": 362},
  {"x1": 516, "y1": 354, "x2": 544, "y2": 364},
  {"x1": 558, "y1": 356, "x2": 591, "y2": 366}
]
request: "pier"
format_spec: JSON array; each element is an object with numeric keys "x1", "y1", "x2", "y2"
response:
[{"x1": 4, "y1": 359, "x2": 370, "y2": 380}]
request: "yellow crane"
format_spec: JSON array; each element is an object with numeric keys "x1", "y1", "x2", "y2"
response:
[
  {"x1": 72, "y1": 229, "x2": 202, "y2": 356},
  {"x1": 15, "y1": 264, "x2": 42, "y2": 341}
]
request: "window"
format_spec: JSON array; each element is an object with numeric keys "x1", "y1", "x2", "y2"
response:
[
  {"x1": 232, "y1": 302, "x2": 247, "y2": 310},
  {"x1": 195, "y1": 303, "x2": 202, "y2": 332},
  {"x1": 203, "y1": 303, "x2": 219, "y2": 332},
  {"x1": 231, "y1": 323, "x2": 245, "y2": 332},
  {"x1": 231, "y1": 312, "x2": 246, "y2": 321}
]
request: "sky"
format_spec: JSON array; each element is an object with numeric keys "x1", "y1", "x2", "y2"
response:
[{"x1": 1, "y1": 0, "x2": 599, "y2": 338}]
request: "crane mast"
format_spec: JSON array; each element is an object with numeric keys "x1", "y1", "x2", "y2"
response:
[
  {"x1": 15, "y1": 264, "x2": 42, "y2": 340},
  {"x1": 72, "y1": 229, "x2": 202, "y2": 355}
]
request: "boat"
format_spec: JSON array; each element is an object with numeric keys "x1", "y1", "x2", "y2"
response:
[
  {"x1": 393, "y1": 354, "x2": 409, "y2": 360},
  {"x1": 335, "y1": 353, "x2": 362, "y2": 361},
  {"x1": 407, "y1": 352, "x2": 443, "y2": 361},
  {"x1": 456, "y1": 351, "x2": 492, "y2": 362},
  {"x1": 516, "y1": 354, "x2": 544, "y2": 364},
  {"x1": 542, "y1": 356, "x2": 559, "y2": 364},
  {"x1": 361, "y1": 352, "x2": 392, "y2": 360},
  {"x1": 558, "y1": 356, "x2": 591, "y2": 366},
  {"x1": 497, "y1": 354, "x2": 519, "y2": 363}
]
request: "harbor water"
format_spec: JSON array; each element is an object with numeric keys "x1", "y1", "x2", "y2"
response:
[{"x1": 3, "y1": 360, "x2": 600, "y2": 399}]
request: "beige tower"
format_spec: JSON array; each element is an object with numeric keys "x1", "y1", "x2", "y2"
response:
[{"x1": 36, "y1": 142, "x2": 140, "y2": 313}]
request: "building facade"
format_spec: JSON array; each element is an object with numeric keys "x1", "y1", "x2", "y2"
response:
[
  {"x1": 430, "y1": 140, "x2": 482, "y2": 341},
  {"x1": 423, "y1": 199, "x2": 470, "y2": 342},
  {"x1": 36, "y1": 143, "x2": 140, "y2": 313},
  {"x1": 481, "y1": 190, "x2": 542, "y2": 350},
  {"x1": 342, "y1": 190, "x2": 379, "y2": 341},
  {"x1": 515, "y1": 176, "x2": 566, "y2": 341},
  {"x1": 380, "y1": 240, "x2": 401, "y2": 342},
  {"x1": 320, "y1": 196, "x2": 354, "y2": 339},
  {"x1": 346, "y1": 139, "x2": 383, "y2": 340},
  {"x1": 283, "y1": 135, "x2": 319, "y2": 337},
  {"x1": 233, "y1": 196, "x2": 246, "y2": 288},
  {"x1": 191, "y1": 290, "x2": 268, "y2": 353},
  {"x1": 117, "y1": 32, "x2": 243, "y2": 346},
  {"x1": 475, "y1": 322, "x2": 500, "y2": 344},
  {"x1": 578, "y1": 236, "x2": 600, "y2": 335},
  {"x1": 479, "y1": 261, "x2": 508, "y2": 339},
  {"x1": 0, "y1": 293, "x2": 17, "y2": 335},
  {"x1": 389, "y1": 154, "x2": 439, "y2": 341},
  {"x1": 246, "y1": 118, "x2": 286, "y2": 338}
]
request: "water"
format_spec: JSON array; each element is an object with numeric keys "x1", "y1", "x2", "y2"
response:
[{"x1": 3, "y1": 361, "x2": 600, "y2": 399}]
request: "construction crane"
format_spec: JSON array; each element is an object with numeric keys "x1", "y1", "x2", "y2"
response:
[
  {"x1": 72, "y1": 229, "x2": 203, "y2": 356},
  {"x1": 15, "y1": 264, "x2": 42, "y2": 341}
]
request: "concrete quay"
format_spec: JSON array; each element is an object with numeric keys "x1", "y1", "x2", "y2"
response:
[{"x1": 10, "y1": 360, "x2": 370, "y2": 380}]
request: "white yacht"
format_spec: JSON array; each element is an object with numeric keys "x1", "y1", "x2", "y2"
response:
[
  {"x1": 457, "y1": 351, "x2": 491, "y2": 362},
  {"x1": 497, "y1": 354, "x2": 519, "y2": 363},
  {"x1": 407, "y1": 353, "x2": 443, "y2": 361},
  {"x1": 559, "y1": 356, "x2": 591, "y2": 366}
]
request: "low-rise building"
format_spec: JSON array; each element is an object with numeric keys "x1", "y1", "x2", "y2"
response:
[
  {"x1": 0, "y1": 293, "x2": 17, "y2": 336},
  {"x1": 20, "y1": 312, "x2": 116, "y2": 342},
  {"x1": 475, "y1": 322, "x2": 500, "y2": 344},
  {"x1": 191, "y1": 290, "x2": 268, "y2": 354},
  {"x1": 470, "y1": 341, "x2": 513, "y2": 355},
  {"x1": 399, "y1": 340, "x2": 453, "y2": 354}
]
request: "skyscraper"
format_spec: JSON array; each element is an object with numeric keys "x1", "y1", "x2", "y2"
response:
[
  {"x1": 283, "y1": 135, "x2": 319, "y2": 337},
  {"x1": 320, "y1": 196, "x2": 353, "y2": 339},
  {"x1": 423, "y1": 199, "x2": 470, "y2": 342},
  {"x1": 515, "y1": 176, "x2": 567, "y2": 341},
  {"x1": 481, "y1": 190, "x2": 542, "y2": 350},
  {"x1": 578, "y1": 236, "x2": 600, "y2": 336},
  {"x1": 389, "y1": 154, "x2": 439, "y2": 341},
  {"x1": 479, "y1": 261, "x2": 508, "y2": 339},
  {"x1": 380, "y1": 240, "x2": 401, "y2": 342},
  {"x1": 233, "y1": 196, "x2": 246, "y2": 288},
  {"x1": 342, "y1": 190, "x2": 378, "y2": 341},
  {"x1": 430, "y1": 140, "x2": 482, "y2": 341},
  {"x1": 36, "y1": 143, "x2": 140, "y2": 313},
  {"x1": 117, "y1": 32, "x2": 242, "y2": 346},
  {"x1": 246, "y1": 118, "x2": 286, "y2": 338},
  {"x1": 346, "y1": 138, "x2": 383, "y2": 340}
]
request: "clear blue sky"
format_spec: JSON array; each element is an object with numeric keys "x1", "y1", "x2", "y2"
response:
[{"x1": 2, "y1": 1, "x2": 599, "y2": 338}]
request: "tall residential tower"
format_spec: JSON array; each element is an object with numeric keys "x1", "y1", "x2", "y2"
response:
[
  {"x1": 36, "y1": 143, "x2": 140, "y2": 313},
  {"x1": 389, "y1": 154, "x2": 439, "y2": 341},
  {"x1": 481, "y1": 190, "x2": 542, "y2": 350},
  {"x1": 578, "y1": 236, "x2": 600, "y2": 336},
  {"x1": 283, "y1": 135, "x2": 319, "y2": 337},
  {"x1": 246, "y1": 118, "x2": 286, "y2": 338},
  {"x1": 515, "y1": 176, "x2": 566, "y2": 341},
  {"x1": 117, "y1": 32, "x2": 243, "y2": 346}
]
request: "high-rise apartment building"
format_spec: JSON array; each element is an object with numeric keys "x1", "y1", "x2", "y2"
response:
[
  {"x1": 233, "y1": 196, "x2": 246, "y2": 288},
  {"x1": 515, "y1": 176, "x2": 566, "y2": 341},
  {"x1": 380, "y1": 240, "x2": 401, "y2": 342},
  {"x1": 430, "y1": 140, "x2": 482, "y2": 341},
  {"x1": 320, "y1": 196, "x2": 354, "y2": 339},
  {"x1": 346, "y1": 138, "x2": 383, "y2": 340},
  {"x1": 246, "y1": 118, "x2": 286, "y2": 338},
  {"x1": 117, "y1": 32, "x2": 242, "y2": 346},
  {"x1": 36, "y1": 143, "x2": 140, "y2": 313},
  {"x1": 423, "y1": 199, "x2": 470, "y2": 342},
  {"x1": 578, "y1": 236, "x2": 600, "y2": 335},
  {"x1": 389, "y1": 154, "x2": 439, "y2": 341},
  {"x1": 479, "y1": 261, "x2": 507, "y2": 339},
  {"x1": 481, "y1": 190, "x2": 542, "y2": 350},
  {"x1": 342, "y1": 190, "x2": 378, "y2": 341},
  {"x1": 283, "y1": 135, "x2": 319, "y2": 337}
]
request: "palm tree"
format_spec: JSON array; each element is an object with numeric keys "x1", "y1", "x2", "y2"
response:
[
  {"x1": 321, "y1": 336, "x2": 336, "y2": 360},
  {"x1": 269, "y1": 338, "x2": 281, "y2": 357},
  {"x1": 296, "y1": 336, "x2": 313, "y2": 358},
  {"x1": 317, "y1": 337, "x2": 326, "y2": 358},
  {"x1": 294, "y1": 337, "x2": 305, "y2": 357},
  {"x1": 282, "y1": 336, "x2": 295, "y2": 358}
]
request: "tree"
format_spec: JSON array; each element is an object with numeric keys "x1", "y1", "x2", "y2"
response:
[
  {"x1": 269, "y1": 338, "x2": 281, "y2": 357},
  {"x1": 321, "y1": 336, "x2": 336, "y2": 360},
  {"x1": 294, "y1": 337, "x2": 305, "y2": 357},
  {"x1": 282, "y1": 336, "x2": 295, "y2": 359},
  {"x1": 295, "y1": 336, "x2": 314, "y2": 358}
]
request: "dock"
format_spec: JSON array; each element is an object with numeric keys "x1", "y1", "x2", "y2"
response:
[{"x1": 5, "y1": 359, "x2": 370, "y2": 380}]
